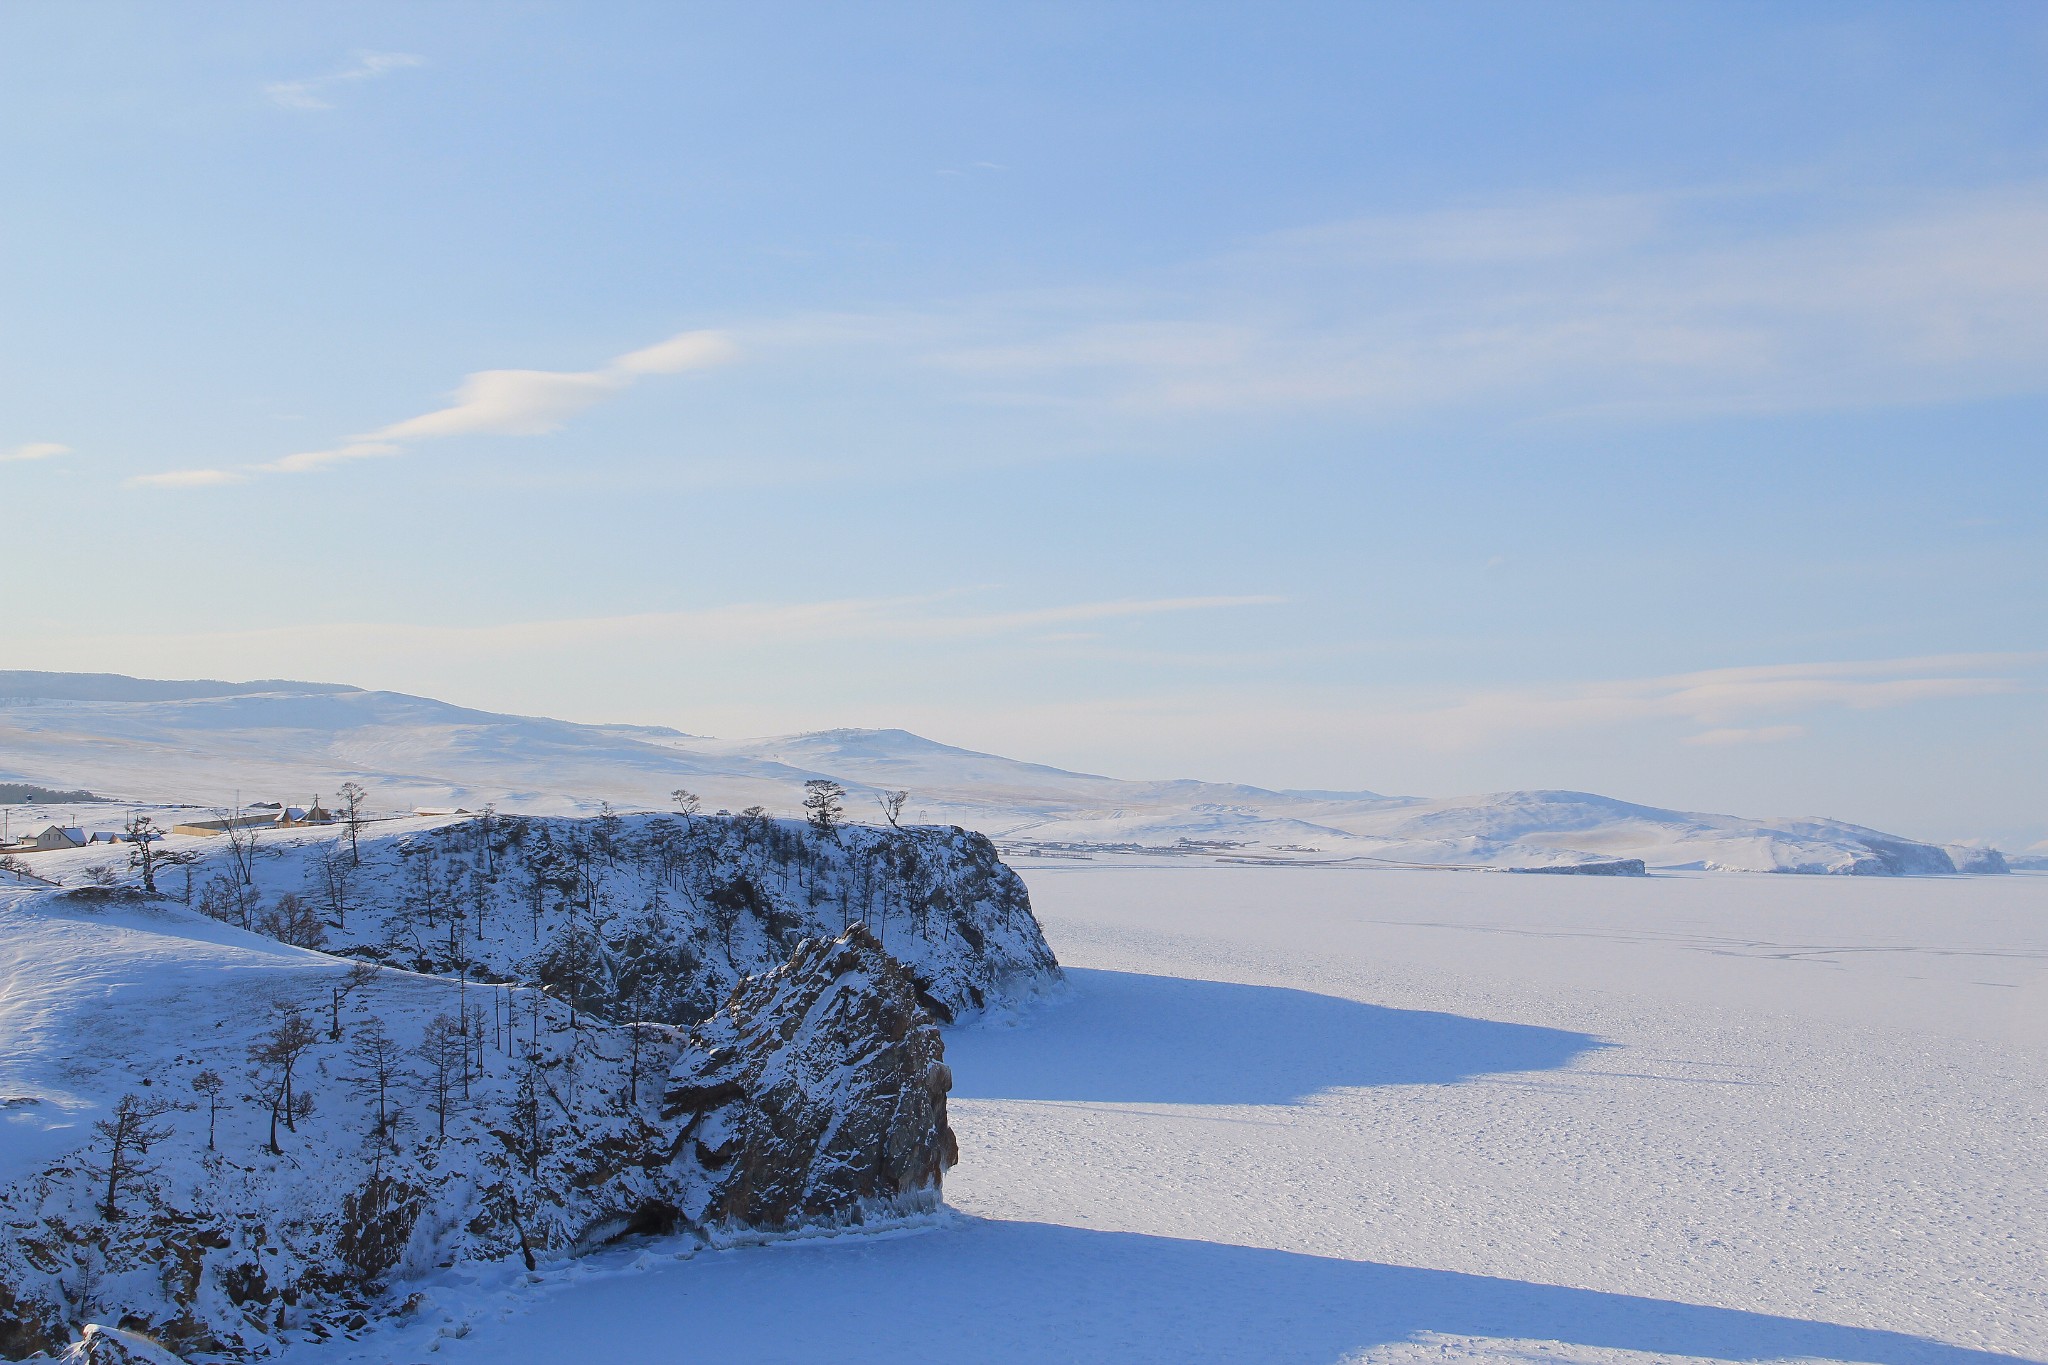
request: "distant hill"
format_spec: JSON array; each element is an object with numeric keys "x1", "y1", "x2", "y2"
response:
[
  {"x1": 0, "y1": 670, "x2": 2003, "y2": 876},
  {"x1": 0, "y1": 671, "x2": 356, "y2": 703}
]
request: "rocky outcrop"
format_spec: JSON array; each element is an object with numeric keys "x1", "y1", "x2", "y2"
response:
[
  {"x1": 0, "y1": 925, "x2": 962, "y2": 1360},
  {"x1": 61, "y1": 1324, "x2": 187, "y2": 1365},
  {"x1": 1945, "y1": 844, "x2": 2009, "y2": 874},
  {"x1": 663, "y1": 923, "x2": 957, "y2": 1231},
  {"x1": 1505, "y1": 859, "x2": 1648, "y2": 876},
  {"x1": 175, "y1": 812, "x2": 1060, "y2": 1026}
]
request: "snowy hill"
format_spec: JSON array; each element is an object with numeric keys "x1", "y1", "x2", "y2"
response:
[
  {"x1": 0, "y1": 804, "x2": 1055, "y2": 1356},
  {"x1": 0, "y1": 671, "x2": 2001, "y2": 876}
]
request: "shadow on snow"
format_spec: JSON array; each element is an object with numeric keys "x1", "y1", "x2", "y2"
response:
[
  {"x1": 946, "y1": 967, "x2": 1604, "y2": 1105},
  {"x1": 457, "y1": 1219, "x2": 2036, "y2": 1365}
]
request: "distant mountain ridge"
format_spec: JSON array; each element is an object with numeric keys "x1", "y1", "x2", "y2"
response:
[
  {"x1": 0, "y1": 670, "x2": 2006, "y2": 876},
  {"x1": 0, "y1": 671, "x2": 357, "y2": 703}
]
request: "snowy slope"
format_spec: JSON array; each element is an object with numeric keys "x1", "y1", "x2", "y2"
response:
[
  {"x1": 0, "y1": 871, "x2": 986, "y2": 1356},
  {"x1": 0, "y1": 671, "x2": 1999, "y2": 875}
]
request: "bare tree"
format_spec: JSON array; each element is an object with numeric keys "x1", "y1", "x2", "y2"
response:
[
  {"x1": 670, "y1": 789, "x2": 700, "y2": 818},
  {"x1": 328, "y1": 960, "x2": 380, "y2": 1039},
  {"x1": 249, "y1": 1004, "x2": 319, "y2": 1154},
  {"x1": 509, "y1": 1057, "x2": 548, "y2": 1179},
  {"x1": 311, "y1": 846, "x2": 358, "y2": 929},
  {"x1": 459, "y1": 865, "x2": 487, "y2": 942},
  {"x1": 198, "y1": 871, "x2": 256, "y2": 930},
  {"x1": 191, "y1": 1069, "x2": 226, "y2": 1151},
  {"x1": 259, "y1": 892, "x2": 327, "y2": 949},
  {"x1": 416, "y1": 1013, "x2": 466, "y2": 1141},
  {"x1": 215, "y1": 808, "x2": 260, "y2": 886},
  {"x1": 476, "y1": 803, "x2": 497, "y2": 874},
  {"x1": 124, "y1": 813, "x2": 163, "y2": 892},
  {"x1": 802, "y1": 780, "x2": 846, "y2": 836},
  {"x1": 347, "y1": 1014, "x2": 409, "y2": 1153},
  {"x1": 593, "y1": 801, "x2": 623, "y2": 867},
  {"x1": 338, "y1": 781, "x2": 368, "y2": 866},
  {"x1": 876, "y1": 790, "x2": 909, "y2": 830},
  {"x1": 88, "y1": 1093, "x2": 182, "y2": 1220}
]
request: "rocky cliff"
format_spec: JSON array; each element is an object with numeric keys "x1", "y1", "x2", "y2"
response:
[
  {"x1": 173, "y1": 811, "x2": 1060, "y2": 1026},
  {"x1": 0, "y1": 917, "x2": 960, "y2": 1361}
]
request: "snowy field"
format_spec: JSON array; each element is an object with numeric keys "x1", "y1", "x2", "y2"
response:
[{"x1": 283, "y1": 864, "x2": 2045, "y2": 1365}]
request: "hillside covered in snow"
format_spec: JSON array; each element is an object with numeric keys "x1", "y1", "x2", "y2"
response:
[
  {"x1": 0, "y1": 808, "x2": 1058, "y2": 1357},
  {"x1": 0, "y1": 671, "x2": 2009, "y2": 876}
]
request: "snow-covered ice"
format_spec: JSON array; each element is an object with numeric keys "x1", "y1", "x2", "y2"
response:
[{"x1": 286, "y1": 863, "x2": 2045, "y2": 1364}]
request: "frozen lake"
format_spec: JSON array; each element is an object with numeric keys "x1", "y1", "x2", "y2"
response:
[{"x1": 325, "y1": 865, "x2": 2047, "y2": 1364}]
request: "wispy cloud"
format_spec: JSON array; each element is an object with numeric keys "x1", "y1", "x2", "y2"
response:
[
  {"x1": 125, "y1": 329, "x2": 737, "y2": 489},
  {"x1": 253, "y1": 330, "x2": 734, "y2": 476},
  {"x1": 1370, "y1": 653, "x2": 2035, "y2": 750},
  {"x1": 785, "y1": 184, "x2": 2048, "y2": 425},
  {"x1": 24, "y1": 593, "x2": 1283, "y2": 684},
  {"x1": 1680, "y1": 724, "x2": 1809, "y2": 747},
  {"x1": 265, "y1": 51, "x2": 423, "y2": 111},
  {"x1": 1, "y1": 442, "x2": 70, "y2": 463},
  {"x1": 125, "y1": 468, "x2": 247, "y2": 490}
]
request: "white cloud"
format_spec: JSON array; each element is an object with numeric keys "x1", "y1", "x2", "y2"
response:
[
  {"x1": 352, "y1": 328, "x2": 733, "y2": 448},
  {"x1": 257, "y1": 441, "x2": 401, "y2": 475},
  {"x1": 133, "y1": 328, "x2": 736, "y2": 488},
  {"x1": 123, "y1": 468, "x2": 247, "y2": 489},
  {"x1": 1680, "y1": 724, "x2": 1809, "y2": 747},
  {"x1": 1, "y1": 442, "x2": 70, "y2": 463},
  {"x1": 265, "y1": 51, "x2": 423, "y2": 111},
  {"x1": 613, "y1": 331, "x2": 740, "y2": 377},
  {"x1": 371, "y1": 370, "x2": 625, "y2": 441}
]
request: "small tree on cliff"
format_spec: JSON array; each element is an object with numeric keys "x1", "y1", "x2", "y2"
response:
[
  {"x1": 802, "y1": 780, "x2": 845, "y2": 836},
  {"x1": 338, "y1": 781, "x2": 368, "y2": 865},
  {"x1": 312, "y1": 845, "x2": 358, "y2": 929},
  {"x1": 249, "y1": 1004, "x2": 319, "y2": 1154},
  {"x1": 192, "y1": 1069, "x2": 226, "y2": 1151},
  {"x1": 876, "y1": 790, "x2": 908, "y2": 830},
  {"x1": 88, "y1": 1093, "x2": 182, "y2": 1220},
  {"x1": 347, "y1": 1014, "x2": 409, "y2": 1152},
  {"x1": 416, "y1": 1013, "x2": 466, "y2": 1141}
]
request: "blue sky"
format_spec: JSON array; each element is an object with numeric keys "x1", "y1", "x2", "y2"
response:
[{"x1": 4, "y1": 2, "x2": 2044, "y2": 845}]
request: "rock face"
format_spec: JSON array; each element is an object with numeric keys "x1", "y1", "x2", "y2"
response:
[
  {"x1": 172, "y1": 812, "x2": 1061, "y2": 1027},
  {"x1": 1946, "y1": 844, "x2": 2009, "y2": 875},
  {"x1": 0, "y1": 924, "x2": 965, "y2": 1360},
  {"x1": 62, "y1": 1324, "x2": 187, "y2": 1365},
  {"x1": 664, "y1": 924, "x2": 958, "y2": 1231}
]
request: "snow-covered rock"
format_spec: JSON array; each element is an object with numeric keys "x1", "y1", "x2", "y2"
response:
[
  {"x1": 62, "y1": 1324, "x2": 187, "y2": 1365},
  {"x1": 133, "y1": 810, "x2": 1060, "y2": 1027},
  {"x1": 0, "y1": 809, "x2": 1052, "y2": 1357},
  {"x1": 0, "y1": 896, "x2": 966, "y2": 1359},
  {"x1": 1946, "y1": 844, "x2": 2010, "y2": 875},
  {"x1": 663, "y1": 924, "x2": 957, "y2": 1231}
]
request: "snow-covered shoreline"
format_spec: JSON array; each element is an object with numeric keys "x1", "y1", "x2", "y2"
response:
[{"x1": 0, "y1": 670, "x2": 2022, "y2": 875}]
